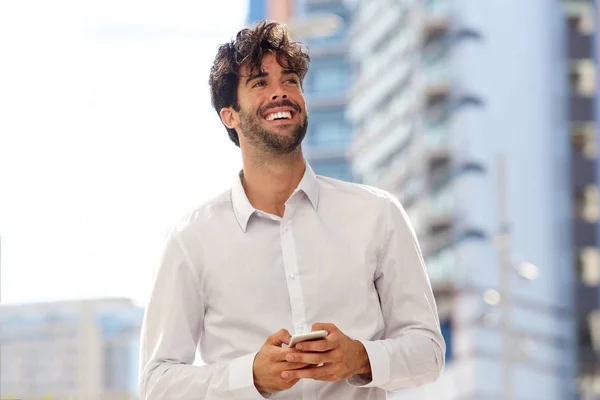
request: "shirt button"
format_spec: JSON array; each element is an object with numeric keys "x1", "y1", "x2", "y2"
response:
[
  {"x1": 296, "y1": 324, "x2": 305, "y2": 331},
  {"x1": 289, "y1": 273, "x2": 296, "y2": 280},
  {"x1": 283, "y1": 222, "x2": 291, "y2": 231}
]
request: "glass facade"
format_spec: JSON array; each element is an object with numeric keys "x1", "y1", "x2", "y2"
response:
[
  {"x1": 302, "y1": 1, "x2": 354, "y2": 182},
  {"x1": 306, "y1": 109, "x2": 352, "y2": 149},
  {"x1": 304, "y1": 58, "x2": 350, "y2": 96}
]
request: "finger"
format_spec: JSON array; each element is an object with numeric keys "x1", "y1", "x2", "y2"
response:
[
  {"x1": 314, "y1": 374, "x2": 339, "y2": 382},
  {"x1": 295, "y1": 338, "x2": 335, "y2": 352},
  {"x1": 268, "y1": 346, "x2": 301, "y2": 362},
  {"x1": 268, "y1": 329, "x2": 292, "y2": 346},
  {"x1": 282, "y1": 364, "x2": 333, "y2": 381},
  {"x1": 311, "y1": 322, "x2": 338, "y2": 334},
  {"x1": 286, "y1": 351, "x2": 331, "y2": 365},
  {"x1": 280, "y1": 361, "x2": 312, "y2": 370}
]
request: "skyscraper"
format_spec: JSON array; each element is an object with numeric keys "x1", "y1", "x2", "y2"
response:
[
  {"x1": 348, "y1": 0, "x2": 577, "y2": 398},
  {"x1": 566, "y1": 0, "x2": 600, "y2": 397},
  {"x1": 0, "y1": 298, "x2": 143, "y2": 399}
]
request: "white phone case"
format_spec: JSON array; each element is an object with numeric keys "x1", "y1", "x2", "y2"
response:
[{"x1": 288, "y1": 330, "x2": 328, "y2": 347}]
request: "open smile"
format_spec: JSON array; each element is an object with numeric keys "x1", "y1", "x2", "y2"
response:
[{"x1": 261, "y1": 108, "x2": 297, "y2": 124}]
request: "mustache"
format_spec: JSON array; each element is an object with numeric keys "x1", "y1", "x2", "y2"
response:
[{"x1": 259, "y1": 100, "x2": 301, "y2": 115}]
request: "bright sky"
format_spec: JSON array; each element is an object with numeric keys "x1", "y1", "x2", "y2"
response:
[{"x1": 0, "y1": 1, "x2": 248, "y2": 306}]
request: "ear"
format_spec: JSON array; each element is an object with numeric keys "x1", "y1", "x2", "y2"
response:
[{"x1": 220, "y1": 107, "x2": 238, "y2": 130}]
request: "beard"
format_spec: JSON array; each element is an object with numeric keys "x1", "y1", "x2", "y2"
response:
[{"x1": 238, "y1": 105, "x2": 308, "y2": 155}]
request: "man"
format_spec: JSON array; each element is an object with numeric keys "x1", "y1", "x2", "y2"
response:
[{"x1": 138, "y1": 21, "x2": 445, "y2": 399}]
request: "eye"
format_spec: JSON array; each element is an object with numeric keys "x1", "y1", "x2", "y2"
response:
[
  {"x1": 252, "y1": 80, "x2": 267, "y2": 88},
  {"x1": 286, "y1": 78, "x2": 299, "y2": 85}
]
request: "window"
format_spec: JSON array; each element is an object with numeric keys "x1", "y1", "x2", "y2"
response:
[
  {"x1": 427, "y1": 247, "x2": 455, "y2": 278},
  {"x1": 423, "y1": 33, "x2": 450, "y2": 63},
  {"x1": 575, "y1": 185, "x2": 599, "y2": 222},
  {"x1": 429, "y1": 183, "x2": 454, "y2": 217},
  {"x1": 425, "y1": 60, "x2": 450, "y2": 86},
  {"x1": 311, "y1": 160, "x2": 353, "y2": 182},
  {"x1": 425, "y1": 122, "x2": 449, "y2": 150},
  {"x1": 305, "y1": 59, "x2": 350, "y2": 94},
  {"x1": 571, "y1": 122, "x2": 596, "y2": 158},
  {"x1": 579, "y1": 247, "x2": 600, "y2": 286},
  {"x1": 440, "y1": 319, "x2": 453, "y2": 363},
  {"x1": 430, "y1": 161, "x2": 452, "y2": 190},
  {"x1": 565, "y1": 2, "x2": 595, "y2": 35},
  {"x1": 426, "y1": 99, "x2": 450, "y2": 125},
  {"x1": 307, "y1": 110, "x2": 351, "y2": 148},
  {"x1": 569, "y1": 60, "x2": 596, "y2": 97}
]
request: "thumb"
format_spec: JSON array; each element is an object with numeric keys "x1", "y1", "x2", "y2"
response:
[
  {"x1": 311, "y1": 322, "x2": 336, "y2": 334},
  {"x1": 269, "y1": 329, "x2": 292, "y2": 346}
]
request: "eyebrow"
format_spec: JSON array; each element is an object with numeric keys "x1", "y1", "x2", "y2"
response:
[
  {"x1": 245, "y1": 71, "x2": 268, "y2": 86},
  {"x1": 245, "y1": 69, "x2": 299, "y2": 86}
]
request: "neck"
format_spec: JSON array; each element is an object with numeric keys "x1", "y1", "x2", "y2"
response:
[{"x1": 240, "y1": 148, "x2": 306, "y2": 218}]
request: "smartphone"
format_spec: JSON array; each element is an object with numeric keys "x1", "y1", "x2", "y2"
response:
[{"x1": 288, "y1": 330, "x2": 328, "y2": 347}]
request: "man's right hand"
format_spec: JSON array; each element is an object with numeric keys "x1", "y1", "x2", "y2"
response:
[{"x1": 253, "y1": 329, "x2": 310, "y2": 394}]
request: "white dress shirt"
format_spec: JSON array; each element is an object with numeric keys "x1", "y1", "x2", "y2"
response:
[{"x1": 138, "y1": 163, "x2": 445, "y2": 400}]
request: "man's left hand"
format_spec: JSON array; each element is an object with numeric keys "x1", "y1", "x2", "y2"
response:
[{"x1": 280, "y1": 323, "x2": 372, "y2": 382}]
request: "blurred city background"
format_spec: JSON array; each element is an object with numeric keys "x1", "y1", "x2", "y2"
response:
[{"x1": 0, "y1": 0, "x2": 597, "y2": 398}]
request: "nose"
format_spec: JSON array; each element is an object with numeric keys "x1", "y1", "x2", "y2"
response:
[{"x1": 270, "y1": 82, "x2": 288, "y2": 101}]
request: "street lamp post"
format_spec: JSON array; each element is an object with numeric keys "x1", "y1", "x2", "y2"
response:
[
  {"x1": 493, "y1": 155, "x2": 541, "y2": 398},
  {"x1": 496, "y1": 154, "x2": 514, "y2": 400}
]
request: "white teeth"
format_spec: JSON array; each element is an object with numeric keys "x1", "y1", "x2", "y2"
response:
[{"x1": 265, "y1": 111, "x2": 292, "y2": 121}]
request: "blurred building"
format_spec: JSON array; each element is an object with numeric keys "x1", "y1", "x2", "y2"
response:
[
  {"x1": 347, "y1": 0, "x2": 579, "y2": 399},
  {"x1": 567, "y1": 0, "x2": 600, "y2": 398},
  {"x1": 0, "y1": 298, "x2": 143, "y2": 400},
  {"x1": 246, "y1": 0, "x2": 600, "y2": 398},
  {"x1": 247, "y1": 0, "x2": 355, "y2": 181}
]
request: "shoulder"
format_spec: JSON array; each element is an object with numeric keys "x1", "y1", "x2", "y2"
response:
[
  {"x1": 315, "y1": 175, "x2": 414, "y2": 234},
  {"x1": 315, "y1": 175, "x2": 400, "y2": 211},
  {"x1": 164, "y1": 188, "x2": 233, "y2": 240}
]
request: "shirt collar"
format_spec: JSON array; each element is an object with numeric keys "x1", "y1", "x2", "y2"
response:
[{"x1": 231, "y1": 162, "x2": 320, "y2": 232}]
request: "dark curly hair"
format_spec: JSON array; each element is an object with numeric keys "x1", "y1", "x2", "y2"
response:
[{"x1": 209, "y1": 20, "x2": 311, "y2": 147}]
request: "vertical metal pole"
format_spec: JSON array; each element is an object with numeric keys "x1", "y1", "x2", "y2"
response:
[{"x1": 497, "y1": 154, "x2": 514, "y2": 399}]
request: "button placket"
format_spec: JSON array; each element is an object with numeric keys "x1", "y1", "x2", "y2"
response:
[{"x1": 280, "y1": 203, "x2": 308, "y2": 334}]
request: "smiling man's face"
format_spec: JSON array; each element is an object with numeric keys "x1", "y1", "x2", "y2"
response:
[{"x1": 223, "y1": 52, "x2": 308, "y2": 155}]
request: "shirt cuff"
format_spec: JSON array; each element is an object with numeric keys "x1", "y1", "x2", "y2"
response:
[
  {"x1": 346, "y1": 340, "x2": 390, "y2": 388},
  {"x1": 228, "y1": 352, "x2": 272, "y2": 399}
]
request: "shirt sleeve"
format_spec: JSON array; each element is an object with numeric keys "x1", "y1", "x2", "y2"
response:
[
  {"x1": 347, "y1": 193, "x2": 446, "y2": 391},
  {"x1": 138, "y1": 228, "x2": 267, "y2": 400}
]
